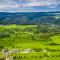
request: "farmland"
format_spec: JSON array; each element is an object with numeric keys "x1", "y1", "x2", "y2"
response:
[{"x1": 0, "y1": 24, "x2": 60, "y2": 60}]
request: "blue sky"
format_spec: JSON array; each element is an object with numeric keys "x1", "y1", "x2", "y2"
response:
[{"x1": 0, "y1": 0, "x2": 60, "y2": 12}]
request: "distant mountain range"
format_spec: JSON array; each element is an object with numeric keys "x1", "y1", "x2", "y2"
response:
[{"x1": 0, "y1": 12, "x2": 60, "y2": 25}]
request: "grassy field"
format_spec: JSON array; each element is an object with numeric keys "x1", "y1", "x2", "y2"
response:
[{"x1": 0, "y1": 24, "x2": 60, "y2": 60}]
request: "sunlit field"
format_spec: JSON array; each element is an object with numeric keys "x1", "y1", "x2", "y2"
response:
[{"x1": 0, "y1": 24, "x2": 60, "y2": 60}]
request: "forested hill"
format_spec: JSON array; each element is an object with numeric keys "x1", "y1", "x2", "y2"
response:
[{"x1": 0, "y1": 12, "x2": 60, "y2": 25}]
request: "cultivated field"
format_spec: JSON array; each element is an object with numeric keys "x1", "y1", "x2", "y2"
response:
[{"x1": 0, "y1": 24, "x2": 60, "y2": 60}]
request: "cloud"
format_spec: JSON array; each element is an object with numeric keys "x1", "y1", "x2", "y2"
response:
[
  {"x1": 21, "y1": 0, "x2": 60, "y2": 8},
  {"x1": 0, "y1": 0, "x2": 60, "y2": 12}
]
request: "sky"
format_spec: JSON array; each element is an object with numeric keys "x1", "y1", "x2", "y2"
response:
[{"x1": 0, "y1": 0, "x2": 60, "y2": 12}]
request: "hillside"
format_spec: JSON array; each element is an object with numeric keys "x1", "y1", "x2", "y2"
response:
[
  {"x1": 0, "y1": 12, "x2": 60, "y2": 25},
  {"x1": 0, "y1": 12, "x2": 60, "y2": 60},
  {"x1": 0, "y1": 25, "x2": 60, "y2": 60}
]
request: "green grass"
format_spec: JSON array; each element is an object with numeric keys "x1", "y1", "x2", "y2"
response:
[{"x1": 51, "y1": 35, "x2": 60, "y2": 44}]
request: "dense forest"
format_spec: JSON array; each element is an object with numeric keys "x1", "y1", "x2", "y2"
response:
[{"x1": 0, "y1": 12, "x2": 60, "y2": 25}]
